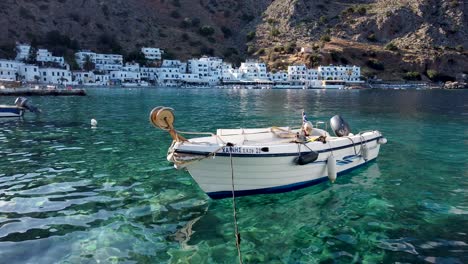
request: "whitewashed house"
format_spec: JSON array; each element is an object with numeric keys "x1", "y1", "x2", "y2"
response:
[
  {"x1": 75, "y1": 51, "x2": 97, "y2": 68},
  {"x1": 140, "y1": 67, "x2": 159, "y2": 82},
  {"x1": 268, "y1": 71, "x2": 288, "y2": 82},
  {"x1": 239, "y1": 60, "x2": 268, "y2": 81},
  {"x1": 123, "y1": 62, "x2": 140, "y2": 72},
  {"x1": 73, "y1": 71, "x2": 95, "y2": 84},
  {"x1": 95, "y1": 74, "x2": 110, "y2": 85},
  {"x1": 142, "y1": 47, "x2": 163, "y2": 60},
  {"x1": 15, "y1": 44, "x2": 31, "y2": 61},
  {"x1": 287, "y1": 65, "x2": 308, "y2": 82},
  {"x1": 36, "y1": 49, "x2": 65, "y2": 66},
  {"x1": 39, "y1": 68, "x2": 72, "y2": 84},
  {"x1": 0, "y1": 60, "x2": 22, "y2": 81},
  {"x1": 156, "y1": 68, "x2": 180, "y2": 86},
  {"x1": 95, "y1": 53, "x2": 123, "y2": 71},
  {"x1": 75, "y1": 51, "x2": 123, "y2": 71},
  {"x1": 110, "y1": 70, "x2": 140, "y2": 83},
  {"x1": 318, "y1": 65, "x2": 361, "y2": 82},
  {"x1": 161, "y1": 60, "x2": 186, "y2": 72},
  {"x1": 18, "y1": 64, "x2": 40, "y2": 82}
]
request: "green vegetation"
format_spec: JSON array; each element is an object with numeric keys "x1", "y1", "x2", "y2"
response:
[
  {"x1": 247, "y1": 45, "x2": 256, "y2": 55},
  {"x1": 191, "y1": 18, "x2": 201, "y2": 27},
  {"x1": 357, "y1": 5, "x2": 367, "y2": 15},
  {"x1": 83, "y1": 55, "x2": 95, "y2": 71},
  {"x1": 221, "y1": 26, "x2": 232, "y2": 38},
  {"x1": 273, "y1": 46, "x2": 284, "y2": 52},
  {"x1": 403, "y1": 71, "x2": 421, "y2": 81},
  {"x1": 267, "y1": 18, "x2": 276, "y2": 24},
  {"x1": 198, "y1": 26, "x2": 215, "y2": 36},
  {"x1": 384, "y1": 42, "x2": 398, "y2": 51},
  {"x1": 320, "y1": 35, "x2": 331, "y2": 42},
  {"x1": 330, "y1": 51, "x2": 340, "y2": 62},
  {"x1": 246, "y1": 31, "x2": 256, "y2": 41},
  {"x1": 307, "y1": 54, "x2": 321, "y2": 67},
  {"x1": 0, "y1": 42, "x2": 16, "y2": 59},
  {"x1": 256, "y1": 48, "x2": 266, "y2": 56},
  {"x1": 125, "y1": 50, "x2": 146, "y2": 65},
  {"x1": 285, "y1": 42, "x2": 296, "y2": 54},
  {"x1": 241, "y1": 13, "x2": 254, "y2": 22},
  {"x1": 270, "y1": 28, "x2": 280, "y2": 37},
  {"x1": 366, "y1": 59, "x2": 384, "y2": 71},
  {"x1": 181, "y1": 33, "x2": 190, "y2": 41},
  {"x1": 319, "y1": 16, "x2": 328, "y2": 25},
  {"x1": 455, "y1": 45, "x2": 464, "y2": 52},
  {"x1": 367, "y1": 33, "x2": 377, "y2": 42},
  {"x1": 426, "y1": 70, "x2": 439, "y2": 81},
  {"x1": 200, "y1": 46, "x2": 214, "y2": 56}
]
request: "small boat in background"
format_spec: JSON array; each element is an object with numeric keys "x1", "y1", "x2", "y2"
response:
[
  {"x1": 0, "y1": 97, "x2": 40, "y2": 118},
  {"x1": 150, "y1": 107, "x2": 387, "y2": 199}
]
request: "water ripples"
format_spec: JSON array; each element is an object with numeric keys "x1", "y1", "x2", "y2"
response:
[{"x1": 1, "y1": 89, "x2": 467, "y2": 263}]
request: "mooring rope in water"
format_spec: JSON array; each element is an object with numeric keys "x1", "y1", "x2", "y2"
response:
[{"x1": 228, "y1": 145, "x2": 243, "y2": 264}]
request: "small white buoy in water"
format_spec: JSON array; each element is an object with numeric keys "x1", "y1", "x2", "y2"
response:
[
  {"x1": 327, "y1": 155, "x2": 337, "y2": 183},
  {"x1": 91, "y1": 118, "x2": 97, "y2": 127}
]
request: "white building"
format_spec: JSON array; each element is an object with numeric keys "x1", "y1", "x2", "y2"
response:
[
  {"x1": 0, "y1": 60, "x2": 22, "y2": 81},
  {"x1": 318, "y1": 65, "x2": 361, "y2": 82},
  {"x1": 161, "y1": 60, "x2": 186, "y2": 73},
  {"x1": 110, "y1": 70, "x2": 140, "y2": 83},
  {"x1": 287, "y1": 65, "x2": 308, "y2": 82},
  {"x1": 140, "y1": 67, "x2": 159, "y2": 81},
  {"x1": 36, "y1": 49, "x2": 65, "y2": 66},
  {"x1": 75, "y1": 51, "x2": 123, "y2": 71},
  {"x1": 156, "y1": 64, "x2": 182, "y2": 86},
  {"x1": 141, "y1": 47, "x2": 163, "y2": 60},
  {"x1": 18, "y1": 64, "x2": 40, "y2": 82},
  {"x1": 75, "y1": 51, "x2": 97, "y2": 68},
  {"x1": 95, "y1": 53, "x2": 123, "y2": 71},
  {"x1": 239, "y1": 60, "x2": 268, "y2": 81},
  {"x1": 15, "y1": 44, "x2": 31, "y2": 61},
  {"x1": 95, "y1": 74, "x2": 110, "y2": 86},
  {"x1": 122, "y1": 63, "x2": 140, "y2": 72},
  {"x1": 220, "y1": 63, "x2": 242, "y2": 82},
  {"x1": 73, "y1": 71, "x2": 95, "y2": 84},
  {"x1": 39, "y1": 68, "x2": 72, "y2": 84},
  {"x1": 268, "y1": 71, "x2": 288, "y2": 82}
]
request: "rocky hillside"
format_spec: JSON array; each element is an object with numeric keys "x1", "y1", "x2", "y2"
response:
[{"x1": 1, "y1": 0, "x2": 467, "y2": 80}]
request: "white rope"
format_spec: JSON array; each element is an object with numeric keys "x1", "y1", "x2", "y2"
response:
[{"x1": 228, "y1": 146, "x2": 243, "y2": 264}]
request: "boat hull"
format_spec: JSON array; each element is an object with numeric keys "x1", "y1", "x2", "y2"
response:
[
  {"x1": 176, "y1": 133, "x2": 382, "y2": 199},
  {"x1": 0, "y1": 106, "x2": 24, "y2": 117}
]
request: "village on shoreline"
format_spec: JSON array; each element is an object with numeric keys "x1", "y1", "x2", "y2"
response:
[{"x1": 0, "y1": 43, "x2": 465, "y2": 90}]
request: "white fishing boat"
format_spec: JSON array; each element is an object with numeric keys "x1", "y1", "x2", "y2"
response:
[
  {"x1": 150, "y1": 107, "x2": 387, "y2": 199},
  {"x1": 0, "y1": 104, "x2": 24, "y2": 117},
  {"x1": 0, "y1": 97, "x2": 40, "y2": 118}
]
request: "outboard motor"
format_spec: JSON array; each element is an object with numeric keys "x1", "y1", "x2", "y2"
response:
[
  {"x1": 330, "y1": 115, "x2": 351, "y2": 137},
  {"x1": 15, "y1": 97, "x2": 40, "y2": 113}
]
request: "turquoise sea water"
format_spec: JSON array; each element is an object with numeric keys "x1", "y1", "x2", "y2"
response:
[{"x1": 0, "y1": 88, "x2": 467, "y2": 263}]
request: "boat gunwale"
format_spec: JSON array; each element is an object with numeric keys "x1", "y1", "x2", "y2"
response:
[{"x1": 173, "y1": 135, "x2": 382, "y2": 157}]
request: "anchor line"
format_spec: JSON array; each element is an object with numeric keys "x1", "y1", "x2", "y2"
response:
[{"x1": 229, "y1": 145, "x2": 243, "y2": 264}]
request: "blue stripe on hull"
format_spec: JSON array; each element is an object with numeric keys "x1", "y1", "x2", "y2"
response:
[
  {"x1": 0, "y1": 107, "x2": 23, "y2": 117},
  {"x1": 206, "y1": 158, "x2": 376, "y2": 199}
]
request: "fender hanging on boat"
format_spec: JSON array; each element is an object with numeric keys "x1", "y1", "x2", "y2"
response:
[{"x1": 327, "y1": 156, "x2": 337, "y2": 183}]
